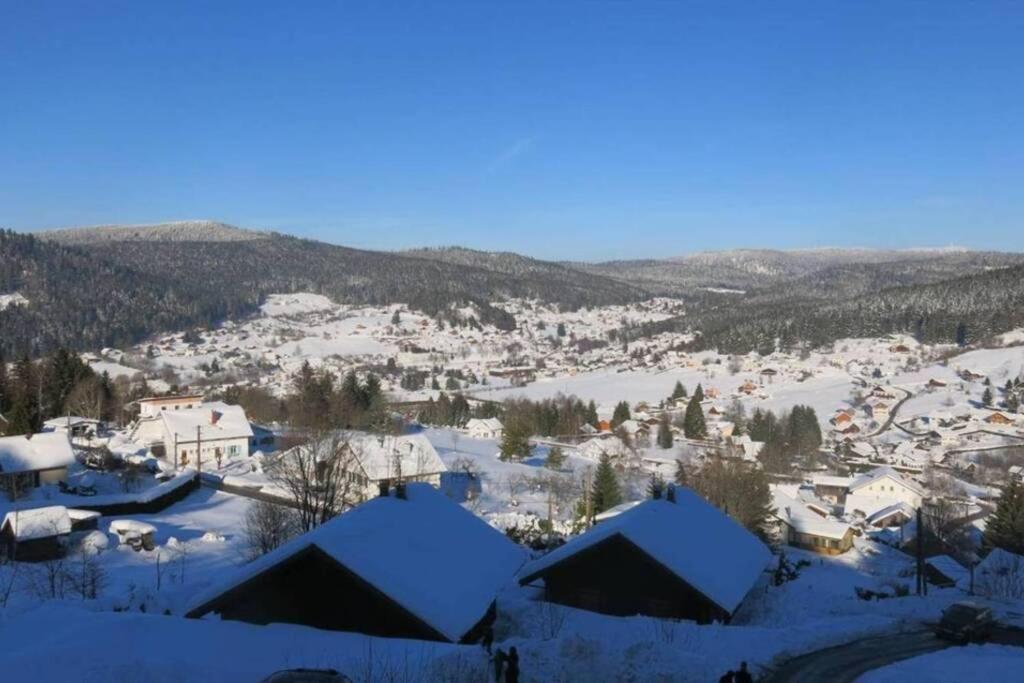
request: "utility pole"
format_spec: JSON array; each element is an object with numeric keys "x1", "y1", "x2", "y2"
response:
[
  {"x1": 173, "y1": 433, "x2": 178, "y2": 470},
  {"x1": 196, "y1": 426, "x2": 202, "y2": 474},
  {"x1": 916, "y1": 507, "x2": 924, "y2": 596}
]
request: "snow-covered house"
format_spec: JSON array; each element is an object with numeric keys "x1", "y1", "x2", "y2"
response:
[
  {"x1": 772, "y1": 489, "x2": 854, "y2": 555},
  {"x1": 160, "y1": 403, "x2": 253, "y2": 469},
  {"x1": 465, "y1": 417, "x2": 503, "y2": 440},
  {"x1": 137, "y1": 393, "x2": 205, "y2": 418},
  {"x1": 517, "y1": 487, "x2": 772, "y2": 623},
  {"x1": 811, "y1": 475, "x2": 853, "y2": 505},
  {"x1": 846, "y1": 466, "x2": 925, "y2": 509},
  {"x1": 577, "y1": 436, "x2": 630, "y2": 463},
  {"x1": 340, "y1": 433, "x2": 448, "y2": 501},
  {"x1": 865, "y1": 400, "x2": 890, "y2": 421},
  {"x1": 42, "y1": 416, "x2": 101, "y2": 438},
  {"x1": 0, "y1": 433, "x2": 76, "y2": 495},
  {"x1": 185, "y1": 483, "x2": 526, "y2": 642},
  {"x1": 924, "y1": 555, "x2": 969, "y2": 589}
]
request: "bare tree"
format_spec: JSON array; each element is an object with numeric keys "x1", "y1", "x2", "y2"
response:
[
  {"x1": 243, "y1": 499, "x2": 300, "y2": 560},
  {"x1": 266, "y1": 431, "x2": 362, "y2": 532},
  {"x1": 70, "y1": 546, "x2": 106, "y2": 600}
]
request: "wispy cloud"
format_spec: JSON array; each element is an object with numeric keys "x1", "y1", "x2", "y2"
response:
[{"x1": 485, "y1": 137, "x2": 536, "y2": 175}]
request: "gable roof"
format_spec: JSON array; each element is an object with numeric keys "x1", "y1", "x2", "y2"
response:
[
  {"x1": 185, "y1": 483, "x2": 524, "y2": 641},
  {"x1": 2, "y1": 505, "x2": 72, "y2": 540},
  {"x1": 345, "y1": 432, "x2": 447, "y2": 481},
  {"x1": 849, "y1": 466, "x2": 925, "y2": 497},
  {"x1": 518, "y1": 489, "x2": 771, "y2": 614},
  {"x1": 160, "y1": 402, "x2": 253, "y2": 442},
  {"x1": 465, "y1": 418, "x2": 502, "y2": 432},
  {"x1": 772, "y1": 490, "x2": 851, "y2": 541},
  {"x1": 0, "y1": 433, "x2": 75, "y2": 474}
]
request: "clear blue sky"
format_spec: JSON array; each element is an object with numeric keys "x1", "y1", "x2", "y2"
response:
[{"x1": 2, "y1": 1, "x2": 1022, "y2": 260}]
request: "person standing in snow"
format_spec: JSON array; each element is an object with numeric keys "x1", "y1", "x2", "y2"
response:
[
  {"x1": 493, "y1": 647, "x2": 506, "y2": 682},
  {"x1": 505, "y1": 646, "x2": 519, "y2": 683},
  {"x1": 734, "y1": 661, "x2": 753, "y2": 683},
  {"x1": 719, "y1": 671, "x2": 735, "y2": 683}
]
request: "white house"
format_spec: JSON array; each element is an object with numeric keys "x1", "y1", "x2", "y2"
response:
[
  {"x1": 137, "y1": 394, "x2": 205, "y2": 418},
  {"x1": 160, "y1": 402, "x2": 253, "y2": 469},
  {"x1": 465, "y1": 417, "x2": 503, "y2": 440},
  {"x1": 844, "y1": 466, "x2": 925, "y2": 515},
  {"x1": 577, "y1": 436, "x2": 630, "y2": 463},
  {"x1": 0, "y1": 433, "x2": 76, "y2": 495}
]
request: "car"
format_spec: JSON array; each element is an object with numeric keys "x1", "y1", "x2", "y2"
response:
[
  {"x1": 935, "y1": 601, "x2": 995, "y2": 643},
  {"x1": 260, "y1": 669, "x2": 352, "y2": 683}
]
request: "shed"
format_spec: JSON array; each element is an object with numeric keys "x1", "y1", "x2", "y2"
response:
[{"x1": 1, "y1": 506, "x2": 73, "y2": 561}]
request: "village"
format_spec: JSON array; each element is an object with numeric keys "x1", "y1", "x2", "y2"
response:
[{"x1": 2, "y1": 294, "x2": 1024, "y2": 681}]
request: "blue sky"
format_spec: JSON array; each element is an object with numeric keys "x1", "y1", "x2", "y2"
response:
[{"x1": 2, "y1": 2, "x2": 1022, "y2": 260}]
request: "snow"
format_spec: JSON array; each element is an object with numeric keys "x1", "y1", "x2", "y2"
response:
[
  {"x1": 108, "y1": 519, "x2": 158, "y2": 537},
  {"x1": 1, "y1": 505, "x2": 72, "y2": 540},
  {"x1": 520, "y1": 490, "x2": 772, "y2": 614},
  {"x1": 773, "y1": 488, "x2": 850, "y2": 540},
  {"x1": 0, "y1": 292, "x2": 29, "y2": 310},
  {"x1": 160, "y1": 402, "x2": 254, "y2": 442},
  {"x1": 857, "y1": 644, "x2": 1024, "y2": 683},
  {"x1": 0, "y1": 433, "x2": 75, "y2": 473},
  {"x1": 344, "y1": 432, "x2": 447, "y2": 481},
  {"x1": 186, "y1": 483, "x2": 527, "y2": 642}
]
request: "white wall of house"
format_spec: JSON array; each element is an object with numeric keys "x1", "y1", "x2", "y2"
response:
[
  {"x1": 168, "y1": 437, "x2": 249, "y2": 469},
  {"x1": 850, "y1": 475, "x2": 922, "y2": 508}
]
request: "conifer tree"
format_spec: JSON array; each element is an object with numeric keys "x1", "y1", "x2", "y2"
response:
[
  {"x1": 611, "y1": 400, "x2": 631, "y2": 428},
  {"x1": 683, "y1": 394, "x2": 707, "y2": 439},
  {"x1": 986, "y1": 480, "x2": 1024, "y2": 554},
  {"x1": 693, "y1": 383, "x2": 705, "y2": 403},
  {"x1": 982, "y1": 386, "x2": 994, "y2": 407},
  {"x1": 591, "y1": 453, "x2": 622, "y2": 513},
  {"x1": 545, "y1": 445, "x2": 566, "y2": 470},
  {"x1": 657, "y1": 412, "x2": 673, "y2": 449},
  {"x1": 669, "y1": 381, "x2": 687, "y2": 402},
  {"x1": 499, "y1": 419, "x2": 532, "y2": 461},
  {"x1": 674, "y1": 459, "x2": 688, "y2": 487}
]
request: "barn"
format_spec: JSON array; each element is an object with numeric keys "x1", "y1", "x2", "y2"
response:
[
  {"x1": 184, "y1": 483, "x2": 526, "y2": 642},
  {"x1": 518, "y1": 487, "x2": 772, "y2": 623}
]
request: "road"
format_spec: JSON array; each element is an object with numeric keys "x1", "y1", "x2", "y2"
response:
[
  {"x1": 765, "y1": 626, "x2": 1024, "y2": 683},
  {"x1": 865, "y1": 387, "x2": 914, "y2": 437},
  {"x1": 199, "y1": 472, "x2": 298, "y2": 508}
]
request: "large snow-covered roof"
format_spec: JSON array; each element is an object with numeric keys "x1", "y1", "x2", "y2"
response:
[
  {"x1": 346, "y1": 432, "x2": 447, "y2": 481},
  {"x1": 849, "y1": 466, "x2": 925, "y2": 497},
  {"x1": 2, "y1": 505, "x2": 72, "y2": 540},
  {"x1": 160, "y1": 402, "x2": 253, "y2": 442},
  {"x1": 519, "y1": 489, "x2": 772, "y2": 614},
  {"x1": 0, "y1": 433, "x2": 75, "y2": 474},
  {"x1": 186, "y1": 483, "x2": 525, "y2": 641},
  {"x1": 772, "y1": 490, "x2": 850, "y2": 541}
]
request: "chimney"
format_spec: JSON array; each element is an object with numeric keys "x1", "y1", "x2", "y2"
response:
[
  {"x1": 395, "y1": 482, "x2": 407, "y2": 500},
  {"x1": 378, "y1": 480, "x2": 390, "y2": 498},
  {"x1": 210, "y1": 410, "x2": 222, "y2": 426},
  {"x1": 666, "y1": 485, "x2": 676, "y2": 503}
]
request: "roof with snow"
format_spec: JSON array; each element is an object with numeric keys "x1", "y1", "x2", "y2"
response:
[
  {"x1": 1, "y1": 506, "x2": 72, "y2": 540},
  {"x1": 849, "y1": 466, "x2": 925, "y2": 497},
  {"x1": 0, "y1": 433, "x2": 75, "y2": 474},
  {"x1": 519, "y1": 488, "x2": 772, "y2": 614},
  {"x1": 186, "y1": 483, "x2": 525, "y2": 641},
  {"x1": 465, "y1": 417, "x2": 502, "y2": 431},
  {"x1": 926, "y1": 555, "x2": 969, "y2": 586},
  {"x1": 773, "y1": 490, "x2": 851, "y2": 541},
  {"x1": 345, "y1": 432, "x2": 447, "y2": 481},
  {"x1": 160, "y1": 402, "x2": 253, "y2": 442}
]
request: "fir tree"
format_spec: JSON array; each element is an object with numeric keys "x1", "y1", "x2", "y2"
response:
[
  {"x1": 683, "y1": 394, "x2": 707, "y2": 439},
  {"x1": 591, "y1": 453, "x2": 622, "y2": 514},
  {"x1": 674, "y1": 459, "x2": 688, "y2": 487},
  {"x1": 669, "y1": 380, "x2": 687, "y2": 402},
  {"x1": 391, "y1": 309, "x2": 401, "y2": 325},
  {"x1": 499, "y1": 419, "x2": 532, "y2": 461},
  {"x1": 647, "y1": 473, "x2": 665, "y2": 499},
  {"x1": 611, "y1": 400, "x2": 631, "y2": 428},
  {"x1": 986, "y1": 480, "x2": 1024, "y2": 554},
  {"x1": 556, "y1": 322, "x2": 566, "y2": 337},
  {"x1": 545, "y1": 445, "x2": 566, "y2": 470},
  {"x1": 693, "y1": 383, "x2": 705, "y2": 403},
  {"x1": 656, "y1": 412, "x2": 673, "y2": 449},
  {"x1": 982, "y1": 386, "x2": 994, "y2": 407}
]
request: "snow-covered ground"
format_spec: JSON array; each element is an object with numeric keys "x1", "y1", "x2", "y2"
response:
[{"x1": 858, "y1": 644, "x2": 1024, "y2": 683}]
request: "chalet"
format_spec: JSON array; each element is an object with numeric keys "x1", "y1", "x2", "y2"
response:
[
  {"x1": 847, "y1": 466, "x2": 924, "y2": 508},
  {"x1": 773, "y1": 490, "x2": 854, "y2": 555},
  {"x1": 889, "y1": 344, "x2": 911, "y2": 353},
  {"x1": 927, "y1": 378, "x2": 948, "y2": 389},
  {"x1": 465, "y1": 417, "x2": 503, "y2": 441},
  {"x1": 42, "y1": 416, "x2": 101, "y2": 438},
  {"x1": 160, "y1": 403, "x2": 253, "y2": 468},
  {"x1": 984, "y1": 411, "x2": 1015, "y2": 426},
  {"x1": 338, "y1": 433, "x2": 447, "y2": 500},
  {"x1": 812, "y1": 475, "x2": 853, "y2": 505},
  {"x1": 185, "y1": 483, "x2": 526, "y2": 642},
  {"x1": 1, "y1": 506, "x2": 72, "y2": 561},
  {"x1": 870, "y1": 386, "x2": 897, "y2": 400},
  {"x1": 577, "y1": 436, "x2": 630, "y2": 463},
  {"x1": 517, "y1": 488, "x2": 771, "y2": 623},
  {"x1": 0, "y1": 433, "x2": 76, "y2": 496},
  {"x1": 830, "y1": 411, "x2": 853, "y2": 427},
  {"x1": 137, "y1": 394, "x2": 205, "y2": 418},
  {"x1": 866, "y1": 400, "x2": 890, "y2": 421},
  {"x1": 596, "y1": 420, "x2": 612, "y2": 432}
]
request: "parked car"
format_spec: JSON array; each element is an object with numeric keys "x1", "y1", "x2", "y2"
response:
[
  {"x1": 935, "y1": 601, "x2": 995, "y2": 643},
  {"x1": 261, "y1": 669, "x2": 352, "y2": 682}
]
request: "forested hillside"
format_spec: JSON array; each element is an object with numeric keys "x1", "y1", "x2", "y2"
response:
[{"x1": 1, "y1": 224, "x2": 643, "y2": 357}]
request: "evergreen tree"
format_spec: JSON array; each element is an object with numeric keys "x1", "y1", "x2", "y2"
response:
[
  {"x1": 556, "y1": 322, "x2": 566, "y2": 337},
  {"x1": 656, "y1": 412, "x2": 674, "y2": 449},
  {"x1": 391, "y1": 309, "x2": 401, "y2": 325},
  {"x1": 611, "y1": 400, "x2": 631, "y2": 428},
  {"x1": 1008, "y1": 393, "x2": 1021, "y2": 413},
  {"x1": 647, "y1": 473, "x2": 665, "y2": 499},
  {"x1": 982, "y1": 386, "x2": 994, "y2": 407},
  {"x1": 0, "y1": 351, "x2": 8, "y2": 417},
  {"x1": 499, "y1": 419, "x2": 532, "y2": 461},
  {"x1": 693, "y1": 383, "x2": 705, "y2": 403},
  {"x1": 669, "y1": 380, "x2": 687, "y2": 402},
  {"x1": 6, "y1": 355, "x2": 41, "y2": 435},
  {"x1": 683, "y1": 394, "x2": 707, "y2": 439},
  {"x1": 986, "y1": 480, "x2": 1024, "y2": 554},
  {"x1": 586, "y1": 400, "x2": 599, "y2": 427},
  {"x1": 591, "y1": 453, "x2": 622, "y2": 513},
  {"x1": 545, "y1": 445, "x2": 566, "y2": 470}
]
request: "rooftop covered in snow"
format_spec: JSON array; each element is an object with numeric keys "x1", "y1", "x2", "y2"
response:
[{"x1": 0, "y1": 433, "x2": 75, "y2": 474}]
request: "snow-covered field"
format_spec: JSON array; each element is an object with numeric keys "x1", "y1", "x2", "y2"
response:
[{"x1": 858, "y1": 644, "x2": 1024, "y2": 682}]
